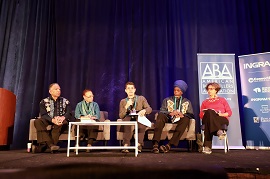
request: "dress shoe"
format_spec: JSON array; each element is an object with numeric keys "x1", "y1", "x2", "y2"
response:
[
  {"x1": 138, "y1": 143, "x2": 142, "y2": 153},
  {"x1": 31, "y1": 144, "x2": 37, "y2": 153},
  {"x1": 86, "y1": 144, "x2": 91, "y2": 153},
  {"x1": 32, "y1": 143, "x2": 48, "y2": 153},
  {"x1": 159, "y1": 144, "x2": 170, "y2": 153},
  {"x1": 74, "y1": 144, "x2": 79, "y2": 153},
  {"x1": 152, "y1": 144, "x2": 159, "y2": 154},
  {"x1": 49, "y1": 145, "x2": 60, "y2": 152},
  {"x1": 202, "y1": 146, "x2": 212, "y2": 154},
  {"x1": 217, "y1": 130, "x2": 226, "y2": 140},
  {"x1": 121, "y1": 144, "x2": 129, "y2": 153}
]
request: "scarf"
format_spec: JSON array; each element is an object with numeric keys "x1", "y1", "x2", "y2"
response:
[{"x1": 81, "y1": 101, "x2": 94, "y2": 116}]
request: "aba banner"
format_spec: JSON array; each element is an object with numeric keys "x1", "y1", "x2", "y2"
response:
[
  {"x1": 239, "y1": 52, "x2": 270, "y2": 149},
  {"x1": 197, "y1": 54, "x2": 244, "y2": 149}
]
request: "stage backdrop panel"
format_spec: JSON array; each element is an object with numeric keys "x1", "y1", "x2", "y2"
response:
[
  {"x1": 197, "y1": 54, "x2": 244, "y2": 149},
  {"x1": 239, "y1": 52, "x2": 270, "y2": 149}
]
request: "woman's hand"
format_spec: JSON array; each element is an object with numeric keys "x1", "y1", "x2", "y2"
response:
[{"x1": 218, "y1": 112, "x2": 228, "y2": 117}]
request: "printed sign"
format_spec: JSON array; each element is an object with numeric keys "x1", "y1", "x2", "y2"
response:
[
  {"x1": 239, "y1": 52, "x2": 270, "y2": 149},
  {"x1": 198, "y1": 54, "x2": 244, "y2": 149}
]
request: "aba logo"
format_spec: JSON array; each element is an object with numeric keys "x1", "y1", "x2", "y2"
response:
[
  {"x1": 200, "y1": 62, "x2": 235, "y2": 94},
  {"x1": 253, "y1": 88, "x2": 261, "y2": 93},
  {"x1": 201, "y1": 62, "x2": 233, "y2": 79}
]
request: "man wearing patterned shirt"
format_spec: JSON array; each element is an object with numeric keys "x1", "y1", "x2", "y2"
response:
[
  {"x1": 32, "y1": 83, "x2": 72, "y2": 153},
  {"x1": 152, "y1": 80, "x2": 194, "y2": 153}
]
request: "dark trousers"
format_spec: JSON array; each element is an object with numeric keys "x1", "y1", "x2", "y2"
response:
[
  {"x1": 75, "y1": 125, "x2": 99, "y2": 145},
  {"x1": 202, "y1": 109, "x2": 229, "y2": 148},
  {"x1": 34, "y1": 118, "x2": 67, "y2": 146},
  {"x1": 122, "y1": 116, "x2": 147, "y2": 146},
  {"x1": 152, "y1": 112, "x2": 190, "y2": 147}
]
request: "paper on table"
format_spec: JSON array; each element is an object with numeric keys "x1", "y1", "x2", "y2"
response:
[
  {"x1": 81, "y1": 119, "x2": 96, "y2": 123},
  {"x1": 172, "y1": 117, "x2": 180, "y2": 123},
  {"x1": 138, "y1": 116, "x2": 152, "y2": 127},
  {"x1": 79, "y1": 117, "x2": 96, "y2": 123}
]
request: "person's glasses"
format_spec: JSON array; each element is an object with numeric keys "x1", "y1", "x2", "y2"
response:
[
  {"x1": 207, "y1": 87, "x2": 215, "y2": 91},
  {"x1": 85, "y1": 95, "x2": 94, "y2": 98}
]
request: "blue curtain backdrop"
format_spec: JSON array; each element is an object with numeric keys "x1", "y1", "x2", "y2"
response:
[{"x1": 0, "y1": 0, "x2": 270, "y2": 148}]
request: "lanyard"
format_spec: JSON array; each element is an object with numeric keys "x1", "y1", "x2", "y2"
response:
[
  {"x1": 126, "y1": 95, "x2": 137, "y2": 110},
  {"x1": 174, "y1": 96, "x2": 182, "y2": 111},
  {"x1": 84, "y1": 101, "x2": 94, "y2": 116}
]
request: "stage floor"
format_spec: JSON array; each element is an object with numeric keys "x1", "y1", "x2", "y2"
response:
[{"x1": 0, "y1": 148, "x2": 270, "y2": 178}]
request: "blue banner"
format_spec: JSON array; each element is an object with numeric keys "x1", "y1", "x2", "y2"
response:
[
  {"x1": 239, "y1": 52, "x2": 270, "y2": 149},
  {"x1": 197, "y1": 54, "x2": 244, "y2": 149}
]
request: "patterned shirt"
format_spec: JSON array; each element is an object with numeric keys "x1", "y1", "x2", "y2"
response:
[
  {"x1": 39, "y1": 95, "x2": 72, "y2": 122},
  {"x1": 160, "y1": 96, "x2": 194, "y2": 119}
]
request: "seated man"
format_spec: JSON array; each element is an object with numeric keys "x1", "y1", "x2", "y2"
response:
[
  {"x1": 119, "y1": 81, "x2": 152, "y2": 153},
  {"x1": 32, "y1": 83, "x2": 72, "y2": 153},
  {"x1": 152, "y1": 80, "x2": 194, "y2": 153}
]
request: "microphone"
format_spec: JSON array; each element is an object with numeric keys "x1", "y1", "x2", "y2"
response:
[
  {"x1": 128, "y1": 98, "x2": 136, "y2": 114},
  {"x1": 129, "y1": 98, "x2": 134, "y2": 109}
]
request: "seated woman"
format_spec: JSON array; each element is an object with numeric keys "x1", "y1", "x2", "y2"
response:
[
  {"x1": 199, "y1": 82, "x2": 232, "y2": 154},
  {"x1": 75, "y1": 89, "x2": 100, "y2": 152}
]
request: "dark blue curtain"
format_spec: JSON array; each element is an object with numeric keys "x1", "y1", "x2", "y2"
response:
[{"x1": 0, "y1": 0, "x2": 270, "y2": 148}]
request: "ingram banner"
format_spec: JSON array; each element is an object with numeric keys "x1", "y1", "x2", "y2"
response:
[
  {"x1": 239, "y1": 52, "x2": 270, "y2": 149},
  {"x1": 197, "y1": 54, "x2": 244, "y2": 149}
]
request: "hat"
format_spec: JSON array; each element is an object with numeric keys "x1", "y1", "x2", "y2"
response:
[{"x1": 174, "y1": 80, "x2": 188, "y2": 93}]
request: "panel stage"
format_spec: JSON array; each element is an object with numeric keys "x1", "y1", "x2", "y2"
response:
[{"x1": 0, "y1": 148, "x2": 269, "y2": 178}]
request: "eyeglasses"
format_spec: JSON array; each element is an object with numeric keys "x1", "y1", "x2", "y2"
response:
[
  {"x1": 207, "y1": 87, "x2": 215, "y2": 90},
  {"x1": 84, "y1": 95, "x2": 94, "y2": 98}
]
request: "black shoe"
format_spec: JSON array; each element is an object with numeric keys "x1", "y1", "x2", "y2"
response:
[
  {"x1": 31, "y1": 144, "x2": 37, "y2": 153},
  {"x1": 152, "y1": 145, "x2": 159, "y2": 154},
  {"x1": 31, "y1": 144, "x2": 46, "y2": 153},
  {"x1": 196, "y1": 138, "x2": 203, "y2": 153}
]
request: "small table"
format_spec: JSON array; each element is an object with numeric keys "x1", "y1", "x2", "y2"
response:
[{"x1": 67, "y1": 121, "x2": 138, "y2": 157}]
